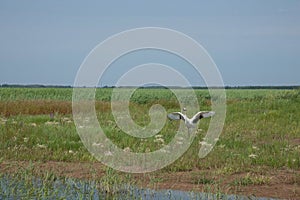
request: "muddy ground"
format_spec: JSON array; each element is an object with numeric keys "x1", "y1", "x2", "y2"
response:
[{"x1": 1, "y1": 161, "x2": 299, "y2": 199}]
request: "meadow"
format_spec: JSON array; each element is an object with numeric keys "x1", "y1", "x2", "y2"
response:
[{"x1": 0, "y1": 87, "x2": 299, "y2": 199}]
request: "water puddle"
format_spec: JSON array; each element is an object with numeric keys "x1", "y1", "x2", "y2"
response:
[{"x1": 0, "y1": 175, "x2": 279, "y2": 199}]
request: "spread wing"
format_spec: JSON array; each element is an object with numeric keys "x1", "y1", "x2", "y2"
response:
[
  {"x1": 191, "y1": 111, "x2": 215, "y2": 124},
  {"x1": 167, "y1": 112, "x2": 186, "y2": 121}
]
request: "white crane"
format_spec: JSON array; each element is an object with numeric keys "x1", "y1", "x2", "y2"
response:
[{"x1": 167, "y1": 108, "x2": 215, "y2": 133}]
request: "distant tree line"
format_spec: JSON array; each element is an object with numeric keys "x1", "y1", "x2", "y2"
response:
[
  {"x1": 222, "y1": 85, "x2": 300, "y2": 90},
  {"x1": 0, "y1": 84, "x2": 299, "y2": 90},
  {"x1": 0, "y1": 84, "x2": 72, "y2": 88}
]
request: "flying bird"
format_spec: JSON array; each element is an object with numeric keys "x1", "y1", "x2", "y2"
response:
[{"x1": 168, "y1": 108, "x2": 215, "y2": 133}]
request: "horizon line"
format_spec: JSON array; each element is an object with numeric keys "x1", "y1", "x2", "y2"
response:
[{"x1": 0, "y1": 83, "x2": 299, "y2": 89}]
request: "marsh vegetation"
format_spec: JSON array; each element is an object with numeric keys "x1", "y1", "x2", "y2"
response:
[{"x1": 0, "y1": 88, "x2": 299, "y2": 199}]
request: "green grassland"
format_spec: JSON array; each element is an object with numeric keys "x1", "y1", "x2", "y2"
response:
[
  {"x1": 0, "y1": 88, "x2": 299, "y2": 170},
  {"x1": 0, "y1": 87, "x2": 299, "y2": 198}
]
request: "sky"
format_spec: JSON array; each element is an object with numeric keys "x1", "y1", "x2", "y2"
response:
[{"x1": 0, "y1": 0, "x2": 300, "y2": 86}]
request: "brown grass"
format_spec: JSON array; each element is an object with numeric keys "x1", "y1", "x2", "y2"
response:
[
  {"x1": 0, "y1": 100, "x2": 117, "y2": 117},
  {"x1": 0, "y1": 100, "x2": 72, "y2": 116}
]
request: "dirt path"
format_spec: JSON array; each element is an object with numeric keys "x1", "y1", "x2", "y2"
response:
[{"x1": 1, "y1": 161, "x2": 299, "y2": 199}]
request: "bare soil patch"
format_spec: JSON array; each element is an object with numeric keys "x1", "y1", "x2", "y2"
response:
[{"x1": 1, "y1": 161, "x2": 299, "y2": 199}]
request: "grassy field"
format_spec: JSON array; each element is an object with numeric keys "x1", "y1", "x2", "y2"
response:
[{"x1": 0, "y1": 87, "x2": 299, "y2": 198}]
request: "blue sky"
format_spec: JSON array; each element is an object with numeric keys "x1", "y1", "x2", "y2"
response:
[{"x1": 0, "y1": 0, "x2": 300, "y2": 86}]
